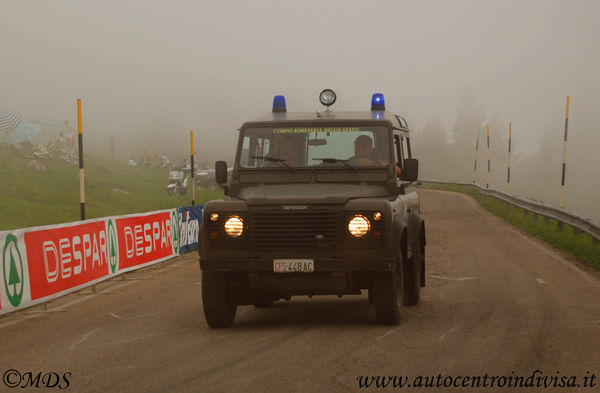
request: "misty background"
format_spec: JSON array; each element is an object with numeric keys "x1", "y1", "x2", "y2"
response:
[{"x1": 1, "y1": 0, "x2": 598, "y2": 223}]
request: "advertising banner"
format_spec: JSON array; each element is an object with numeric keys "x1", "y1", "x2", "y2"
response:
[
  {"x1": 0, "y1": 208, "x2": 180, "y2": 316},
  {"x1": 25, "y1": 219, "x2": 114, "y2": 301},
  {"x1": 1, "y1": 229, "x2": 29, "y2": 314},
  {"x1": 114, "y1": 209, "x2": 178, "y2": 272},
  {"x1": 177, "y1": 205, "x2": 203, "y2": 254}
]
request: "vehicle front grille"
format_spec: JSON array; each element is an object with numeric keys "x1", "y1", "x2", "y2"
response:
[{"x1": 250, "y1": 208, "x2": 341, "y2": 249}]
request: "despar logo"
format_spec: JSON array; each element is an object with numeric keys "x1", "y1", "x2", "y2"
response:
[
  {"x1": 25, "y1": 221, "x2": 110, "y2": 300},
  {"x1": 116, "y1": 211, "x2": 175, "y2": 270},
  {"x1": 107, "y1": 219, "x2": 118, "y2": 274},
  {"x1": 3, "y1": 234, "x2": 24, "y2": 307}
]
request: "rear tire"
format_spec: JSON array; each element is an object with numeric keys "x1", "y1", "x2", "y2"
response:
[
  {"x1": 404, "y1": 237, "x2": 421, "y2": 306},
  {"x1": 373, "y1": 249, "x2": 403, "y2": 325},
  {"x1": 202, "y1": 272, "x2": 237, "y2": 328}
]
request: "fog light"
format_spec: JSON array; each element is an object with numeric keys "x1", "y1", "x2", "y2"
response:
[
  {"x1": 348, "y1": 214, "x2": 370, "y2": 237},
  {"x1": 224, "y1": 216, "x2": 244, "y2": 237}
]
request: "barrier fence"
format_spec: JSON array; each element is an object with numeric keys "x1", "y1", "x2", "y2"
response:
[{"x1": 0, "y1": 205, "x2": 203, "y2": 316}]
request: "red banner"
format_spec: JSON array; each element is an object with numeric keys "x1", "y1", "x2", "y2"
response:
[
  {"x1": 25, "y1": 221, "x2": 110, "y2": 300},
  {"x1": 116, "y1": 211, "x2": 174, "y2": 270}
]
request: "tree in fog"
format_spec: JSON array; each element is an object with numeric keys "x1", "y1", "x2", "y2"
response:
[
  {"x1": 449, "y1": 89, "x2": 486, "y2": 182},
  {"x1": 412, "y1": 116, "x2": 449, "y2": 180},
  {"x1": 515, "y1": 125, "x2": 562, "y2": 204}
]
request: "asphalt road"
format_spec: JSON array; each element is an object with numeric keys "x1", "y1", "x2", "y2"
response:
[{"x1": 1, "y1": 189, "x2": 599, "y2": 393}]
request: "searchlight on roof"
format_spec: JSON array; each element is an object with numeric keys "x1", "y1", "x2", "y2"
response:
[{"x1": 319, "y1": 89, "x2": 337, "y2": 107}]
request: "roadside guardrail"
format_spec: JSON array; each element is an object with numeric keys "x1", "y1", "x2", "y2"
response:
[{"x1": 421, "y1": 180, "x2": 600, "y2": 244}]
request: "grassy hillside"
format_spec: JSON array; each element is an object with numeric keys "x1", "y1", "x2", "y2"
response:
[{"x1": 0, "y1": 143, "x2": 223, "y2": 231}]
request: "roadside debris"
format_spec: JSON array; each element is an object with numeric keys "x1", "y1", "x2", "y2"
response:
[{"x1": 27, "y1": 159, "x2": 47, "y2": 172}]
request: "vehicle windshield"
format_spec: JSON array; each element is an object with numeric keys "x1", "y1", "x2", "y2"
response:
[{"x1": 238, "y1": 126, "x2": 390, "y2": 169}]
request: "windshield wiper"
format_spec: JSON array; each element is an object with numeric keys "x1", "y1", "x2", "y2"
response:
[
  {"x1": 312, "y1": 158, "x2": 356, "y2": 169},
  {"x1": 251, "y1": 155, "x2": 294, "y2": 170}
]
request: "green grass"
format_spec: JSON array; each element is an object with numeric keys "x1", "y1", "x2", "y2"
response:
[
  {"x1": 0, "y1": 143, "x2": 223, "y2": 231},
  {"x1": 420, "y1": 183, "x2": 600, "y2": 271}
]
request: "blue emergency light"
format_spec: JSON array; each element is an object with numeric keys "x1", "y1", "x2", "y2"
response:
[
  {"x1": 371, "y1": 93, "x2": 385, "y2": 111},
  {"x1": 272, "y1": 95, "x2": 287, "y2": 113}
]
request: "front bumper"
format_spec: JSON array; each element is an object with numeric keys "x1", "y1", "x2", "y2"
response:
[{"x1": 199, "y1": 257, "x2": 394, "y2": 272}]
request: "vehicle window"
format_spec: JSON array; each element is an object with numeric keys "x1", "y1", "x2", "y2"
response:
[
  {"x1": 394, "y1": 134, "x2": 402, "y2": 169},
  {"x1": 401, "y1": 136, "x2": 410, "y2": 160},
  {"x1": 239, "y1": 126, "x2": 390, "y2": 168}
]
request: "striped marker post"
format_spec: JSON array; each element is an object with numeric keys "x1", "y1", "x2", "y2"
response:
[
  {"x1": 473, "y1": 129, "x2": 480, "y2": 184},
  {"x1": 77, "y1": 98, "x2": 85, "y2": 220},
  {"x1": 190, "y1": 131, "x2": 195, "y2": 206},
  {"x1": 486, "y1": 124, "x2": 491, "y2": 189},
  {"x1": 507, "y1": 122, "x2": 512, "y2": 193},
  {"x1": 559, "y1": 96, "x2": 569, "y2": 209}
]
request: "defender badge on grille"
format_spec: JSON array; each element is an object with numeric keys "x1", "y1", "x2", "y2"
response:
[{"x1": 282, "y1": 205, "x2": 309, "y2": 210}]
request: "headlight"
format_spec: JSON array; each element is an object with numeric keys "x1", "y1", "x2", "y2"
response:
[
  {"x1": 224, "y1": 216, "x2": 244, "y2": 237},
  {"x1": 348, "y1": 214, "x2": 370, "y2": 237}
]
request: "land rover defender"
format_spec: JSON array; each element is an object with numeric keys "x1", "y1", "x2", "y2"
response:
[{"x1": 199, "y1": 90, "x2": 426, "y2": 327}]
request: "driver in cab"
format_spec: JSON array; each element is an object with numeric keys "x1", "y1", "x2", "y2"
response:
[
  {"x1": 348, "y1": 135, "x2": 379, "y2": 165},
  {"x1": 263, "y1": 134, "x2": 302, "y2": 166},
  {"x1": 348, "y1": 135, "x2": 402, "y2": 176}
]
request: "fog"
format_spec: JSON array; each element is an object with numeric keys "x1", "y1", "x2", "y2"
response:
[{"x1": 1, "y1": 0, "x2": 599, "y2": 222}]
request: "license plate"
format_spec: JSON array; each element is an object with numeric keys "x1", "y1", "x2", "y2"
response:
[{"x1": 273, "y1": 259, "x2": 314, "y2": 273}]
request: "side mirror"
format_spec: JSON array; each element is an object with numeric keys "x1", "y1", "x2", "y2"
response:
[
  {"x1": 215, "y1": 161, "x2": 228, "y2": 184},
  {"x1": 401, "y1": 158, "x2": 418, "y2": 182}
]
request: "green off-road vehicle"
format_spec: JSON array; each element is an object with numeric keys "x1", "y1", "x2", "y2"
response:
[{"x1": 199, "y1": 90, "x2": 425, "y2": 327}]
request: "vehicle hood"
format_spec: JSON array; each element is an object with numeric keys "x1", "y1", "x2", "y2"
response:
[{"x1": 236, "y1": 183, "x2": 389, "y2": 205}]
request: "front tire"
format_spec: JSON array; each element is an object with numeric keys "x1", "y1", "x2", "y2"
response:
[
  {"x1": 202, "y1": 272, "x2": 237, "y2": 328},
  {"x1": 373, "y1": 250, "x2": 403, "y2": 325}
]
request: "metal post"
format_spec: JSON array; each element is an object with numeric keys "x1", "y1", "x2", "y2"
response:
[
  {"x1": 486, "y1": 124, "x2": 491, "y2": 189},
  {"x1": 190, "y1": 131, "x2": 195, "y2": 206},
  {"x1": 559, "y1": 96, "x2": 570, "y2": 209},
  {"x1": 507, "y1": 122, "x2": 512, "y2": 194},
  {"x1": 473, "y1": 129, "x2": 480, "y2": 184},
  {"x1": 77, "y1": 98, "x2": 85, "y2": 220}
]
